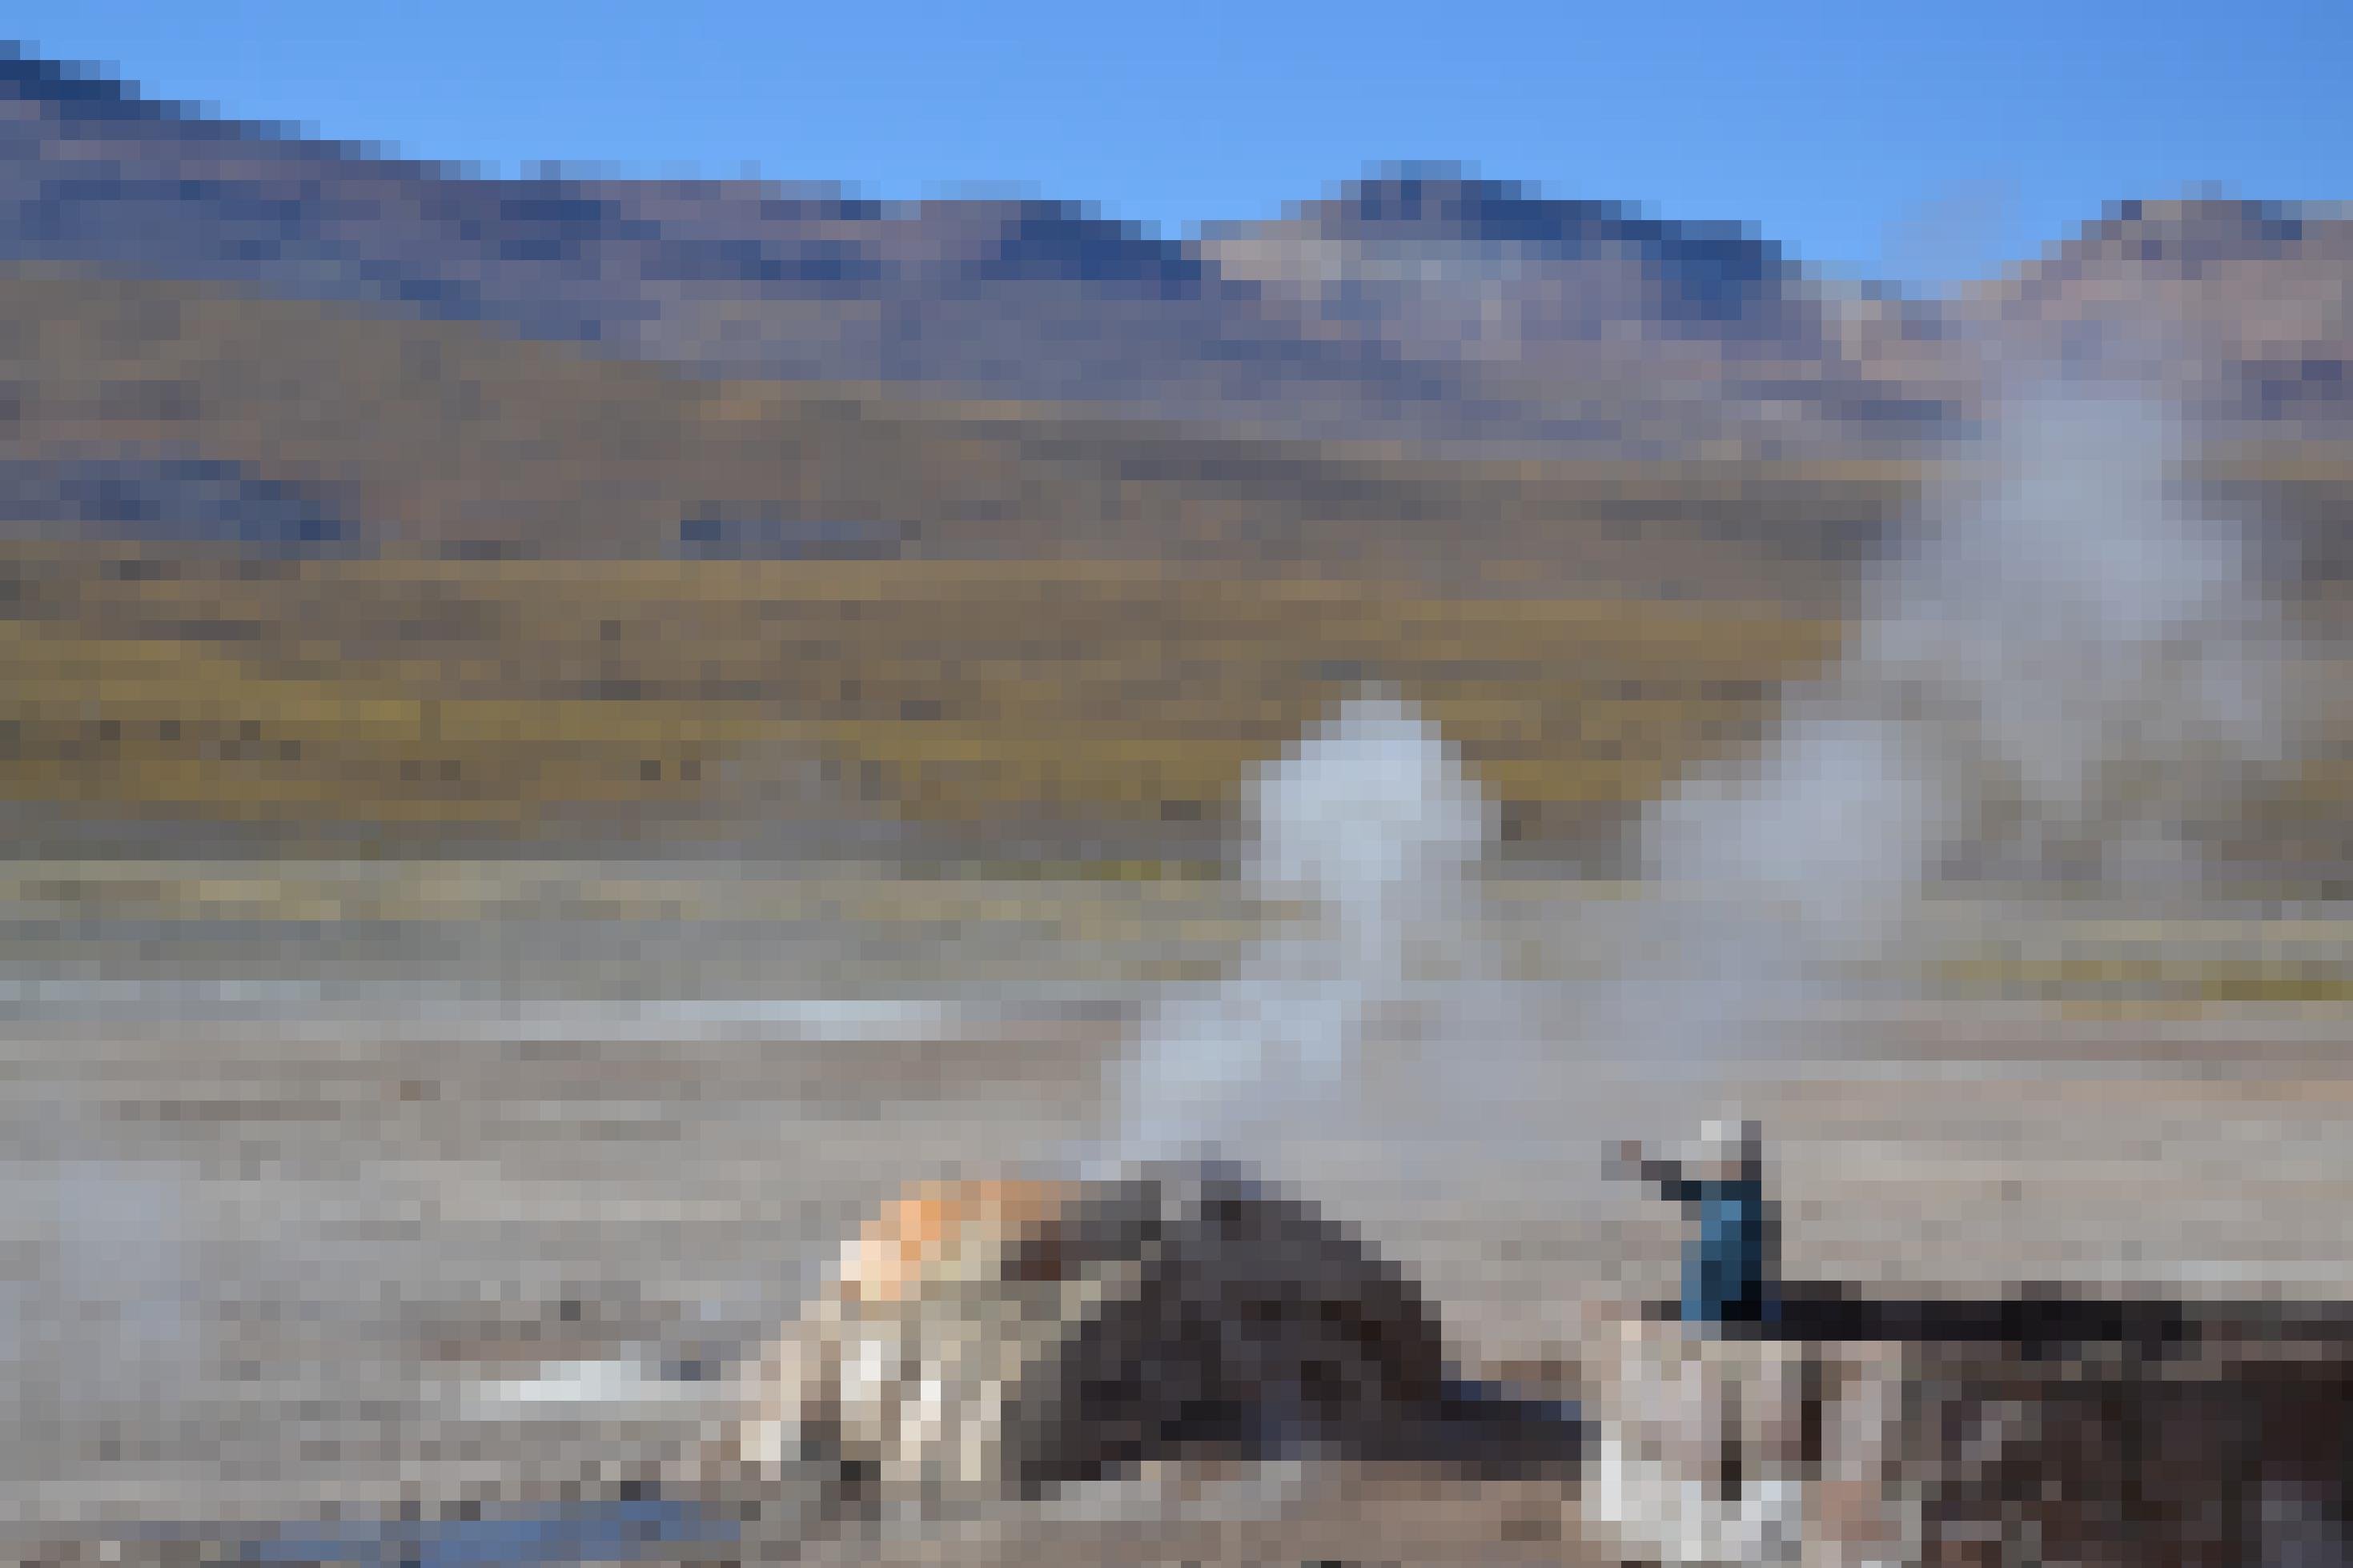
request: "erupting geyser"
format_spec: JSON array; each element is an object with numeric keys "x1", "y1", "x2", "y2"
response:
[
  {"x1": 1111, "y1": 689, "x2": 1529, "y2": 1180},
  {"x1": 1624, "y1": 379, "x2": 2305, "y2": 1066}
]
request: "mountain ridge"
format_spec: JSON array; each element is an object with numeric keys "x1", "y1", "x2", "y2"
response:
[{"x1": 0, "y1": 48, "x2": 1952, "y2": 454}]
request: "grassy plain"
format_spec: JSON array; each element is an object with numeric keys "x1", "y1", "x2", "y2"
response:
[
  {"x1": 4, "y1": 266, "x2": 2352, "y2": 873},
  {"x1": 0, "y1": 551, "x2": 1842, "y2": 839}
]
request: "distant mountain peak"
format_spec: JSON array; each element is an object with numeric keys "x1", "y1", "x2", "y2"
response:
[
  {"x1": 1284, "y1": 168, "x2": 1649, "y2": 247},
  {"x1": 2067, "y1": 195, "x2": 2331, "y2": 263},
  {"x1": 2, "y1": 45, "x2": 155, "y2": 117}
]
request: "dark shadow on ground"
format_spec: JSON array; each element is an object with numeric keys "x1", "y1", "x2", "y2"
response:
[
  {"x1": 1350, "y1": 1377, "x2": 1588, "y2": 1476},
  {"x1": 1677, "y1": 1280, "x2": 2353, "y2": 1357}
]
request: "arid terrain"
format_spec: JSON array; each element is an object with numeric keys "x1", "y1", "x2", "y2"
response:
[
  {"x1": 9, "y1": 865, "x2": 2353, "y2": 1564},
  {"x1": 6, "y1": 48, "x2": 2353, "y2": 1565}
]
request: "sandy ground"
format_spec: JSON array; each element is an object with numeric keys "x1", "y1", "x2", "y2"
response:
[{"x1": 8, "y1": 918, "x2": 2353, "y2": 1562}]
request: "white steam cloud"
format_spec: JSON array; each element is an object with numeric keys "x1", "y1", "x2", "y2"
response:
[
  {"x1": 1110, "y1": 378, "x2": 2305, "y2": 1189},
  {"x1": 1623, "y1": 380, "x2": 2303, "y2": 1065},
  {"x1": 1653, "y1": 387, "x2": 2293, "y2": 912},
  {"x1": 1113, "y1": 691, "x2": 1529, "y2": 1175}
]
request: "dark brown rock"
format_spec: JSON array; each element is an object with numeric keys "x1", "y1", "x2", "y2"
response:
[{"x1": 733, "y1": 1162, "x2": 1462, "y2": 1516}]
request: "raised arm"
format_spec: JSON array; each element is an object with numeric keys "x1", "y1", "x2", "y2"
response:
[{"x1": 1607, "y1": 1139, "x2": 1692, "y2": 1194}]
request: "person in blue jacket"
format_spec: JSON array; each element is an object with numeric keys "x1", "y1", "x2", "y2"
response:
[{"x1": 1612, "y1": 1118, "x2": 1778, "y2": 1332}]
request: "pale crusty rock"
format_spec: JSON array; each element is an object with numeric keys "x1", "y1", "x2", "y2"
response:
[
  {"x1": 1582, "y1": 1300, "x2": 2353, "y2": 1568},
  {"x1": 733, "y1": 1162, "x2": 1456, "y2": 1518},
  {"x1": 1580, "y1": 1313, "x2": 1912, "y2": 1568}
]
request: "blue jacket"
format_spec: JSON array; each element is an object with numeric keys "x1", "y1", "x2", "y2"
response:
[{"x1": 1657, "y1": 1175, "x2": 1773, "y2": 1326}]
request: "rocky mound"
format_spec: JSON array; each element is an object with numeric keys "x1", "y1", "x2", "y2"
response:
[{"x1": 730, "y1": 1161, "x2": 1574, "y2": 1522}]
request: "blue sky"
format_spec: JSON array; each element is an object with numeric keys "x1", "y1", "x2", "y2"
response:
[{"x1": 12, "y1": 0, "x2": 2349, "y2": 287}]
